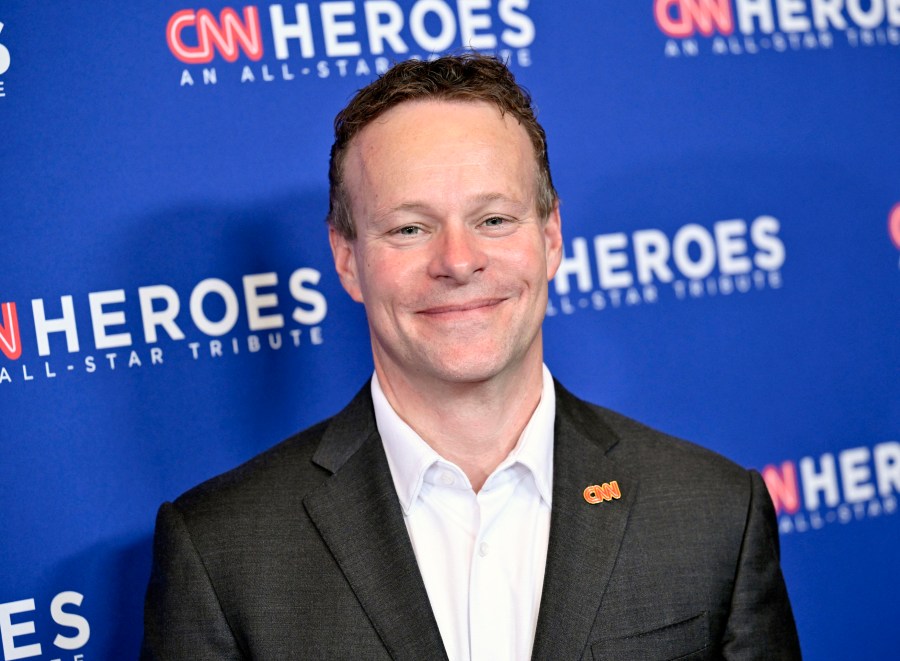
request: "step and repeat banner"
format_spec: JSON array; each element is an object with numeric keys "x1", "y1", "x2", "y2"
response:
[{"x1": 1, "y1": 2, "x2": 898, "y2": 658}]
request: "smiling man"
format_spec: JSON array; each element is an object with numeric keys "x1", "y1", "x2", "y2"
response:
[
  {"x1": 330, "y1": 98, "x2": 561, "y2": 496},
  {"x1": 143, "y1": 55, "x2": 801, "y2": 660}
]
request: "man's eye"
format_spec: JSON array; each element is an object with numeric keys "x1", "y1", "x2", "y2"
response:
[
  {"x1": 395, "y1": 226, "x2": 421, "y2": 236},
  {"x1": 482, "y1": 216, "x2": 506, "y2": 227}
]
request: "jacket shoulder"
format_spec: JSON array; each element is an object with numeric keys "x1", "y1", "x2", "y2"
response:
[
  {"x1": 599, "y1": 404, "x2": 746, "y2": 478},
  {"x1": 169, "y1": 382, "x2": 377, "y2": 529},
  {"x1": 556, "y1": 383, "x2": 751, "y2": 490},
  {"x1": 171, "y1": 417, "x2": 332, "y2": 523}
]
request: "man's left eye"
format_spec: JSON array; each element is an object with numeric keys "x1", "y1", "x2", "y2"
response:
[{"x1": 482, "y1": 217, "x2": 506, "y2": 227}]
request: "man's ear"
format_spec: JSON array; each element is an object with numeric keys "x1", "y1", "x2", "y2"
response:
[
  {"x1": 329, "y1": 226, "x2": 364, "y2": 303},
  {"x1": 544, "y1": 202, "x2": 563, "y2": 281}
]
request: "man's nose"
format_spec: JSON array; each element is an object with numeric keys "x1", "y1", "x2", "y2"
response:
[{"x1": 427, "y1": 224, "x2": 488, "y2": 283}]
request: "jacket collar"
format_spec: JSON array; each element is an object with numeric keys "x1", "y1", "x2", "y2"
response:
[
  {"x1": 305, "y1": 383, "x2": 449, "y2": 660},
  {"x1": 531, "y1": 382, "x2": 637, "y2": 660}
]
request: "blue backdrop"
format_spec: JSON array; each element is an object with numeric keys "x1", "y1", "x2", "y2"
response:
[{"x1": 1, "y1": 2, "x2": 898, "y2": 658}]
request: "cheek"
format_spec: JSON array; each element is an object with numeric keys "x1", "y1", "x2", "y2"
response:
[
  {"x1": 503, "y1": 239, "x2": 547, "y2": 282},
  {"x1": 359, "y1": 254, "x2": 410, "y2": 307}
]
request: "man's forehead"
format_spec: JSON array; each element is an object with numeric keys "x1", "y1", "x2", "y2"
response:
[
  {"x1": 351, "y1": 98, "x2": 525, "y2": 150},
  {"x1": 338, "y1": 98, "x2": 542, "y2": 223}
]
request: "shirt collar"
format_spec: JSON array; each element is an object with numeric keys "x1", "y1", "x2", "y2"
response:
[{"x1": 373, "y1": 365, "x2": 555, "y2": 514}]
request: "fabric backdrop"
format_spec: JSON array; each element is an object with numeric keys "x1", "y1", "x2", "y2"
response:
[{"x1": 1, "y1": 1, "x2": 898, "y2": 658}]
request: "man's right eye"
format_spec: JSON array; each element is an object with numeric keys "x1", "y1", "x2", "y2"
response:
[{"x1": 394, "y1": 226, "x2": 421, "y2": 236}]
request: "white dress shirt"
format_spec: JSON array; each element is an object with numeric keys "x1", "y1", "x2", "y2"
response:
[{"x1": 372, "y1": 366, "x2": 555, "y2": 661}]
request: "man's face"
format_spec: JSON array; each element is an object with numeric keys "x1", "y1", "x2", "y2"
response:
[{"x1": 330, "y1": 100, "x2": 562, "y2": 386}]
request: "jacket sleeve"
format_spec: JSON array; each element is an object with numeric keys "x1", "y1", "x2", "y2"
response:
[
  {"x1": 722, "y1": 470, "x2": 802, "y2": 660},
  {"x1": 141, "y1": 501, "x2": 244, "y2": 660}
]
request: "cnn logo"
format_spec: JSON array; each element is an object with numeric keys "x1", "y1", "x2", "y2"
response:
[{"x1": 655, "y1": 0, "x2": 735, "y2": 37}]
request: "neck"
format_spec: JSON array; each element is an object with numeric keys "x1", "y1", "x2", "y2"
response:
[{"x1": 374, "y1": 352, "x2": 545, "y2": 492}]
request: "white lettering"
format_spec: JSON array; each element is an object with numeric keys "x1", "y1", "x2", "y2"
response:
[
  {"x1": 0, "y1": 598, "x2": 41, "y2": 660},
  {"x1": 714, "y1": 219, "x2": 752, "y2": 275},
  {"x1": 672, "y1": 224, "x2": 716, "y2": 279},
  {"x1": 874, "y1": 441, "x2": 900, "y2": 496},
  {"x1": 289, "y1": 268, "x2": 328, "y2": 325},
  {"x1": 736, "y1": 0, "x2": 776, "y2": 33},
  {"x1": 889, "y1": 0, "x2": 900, "y2": 25},
  {"x1": 777, "y1": 0, "x2": 812, "y2": 31},
  {"x1": 248, "y1": 334, "x2": 261, "y2": 352},
  {"x1": 50, "y1": 591, "x2": 90, "y2": 651},
  {"x1": 847, "y1": 0, "x2": 886, "y2": 28},
  {"x1": 458, "y1": 0, "x2": 497, "y2": 49},
  {"x1": 270, "y1": 4, "x2": 315, "y2": 59},
  {"x1": 811, "y1": 0, "x2": 848, "y2": 29},
  {"x1": 409, "y1": 0, "x2": 457, "y2": 52},
  {"x1": 633, "y1": 229, "x2": 674, "y2": 284},
  {"x1": 243, "y1": 272, "x2": 285, "y2": 331},
  {"x1": 89, "y1": 289, "x2": 133, "y2": 350},
  {"x1": 139, "y1": 285, "x2": 185, "y2": 343},
  {"x1": 839, "y1": 447, "x2": 875, "y2": 503},
  {"x1": 553, "y1": 238, "x2": 592, "y2": 294},
  {"x1": 365, "y1": 0, "x2": 408, "y2": 53},
  {"x1": 321, "y1": 1, "x2": 362, "y2": 56},
  {"x1": 594, "y1": 233, "x2": 633, "y2": 289},
  {"x1": 189, "y1": 278, "x2": 240, "y2": 337},
  {"x1": 32, "y1": 296, "x2": 79, "y2": 356},
  {"x1": 800, "y1": 453, "x2": 840, "y2": 509},
  {"x1": 751, "y1": 215, "x2": 786, "y2": 270},
  {"x1": 499, "y1": 0, "x2": 535, "y2": 47}
]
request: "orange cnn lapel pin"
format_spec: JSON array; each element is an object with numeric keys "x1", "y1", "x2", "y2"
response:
[{"x1": 583, "y1": 481, "x2": 621, "y2": 504}]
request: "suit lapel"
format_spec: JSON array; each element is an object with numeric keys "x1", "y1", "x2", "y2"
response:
[
  {"x1": 303, "y1": 386, "x2": 448, "y2": 661},
  {"x1": 531, "y1": 384, "x2": 638, "y2": 661}
]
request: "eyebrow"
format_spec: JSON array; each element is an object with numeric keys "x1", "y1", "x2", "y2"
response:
[{"x1": 374, "y1": 193, "x2": 530, "y2": 223}]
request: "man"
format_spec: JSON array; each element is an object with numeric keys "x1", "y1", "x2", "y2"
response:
[{"x1": 143, "y1": 54, "x2": 801, "y2": 659}]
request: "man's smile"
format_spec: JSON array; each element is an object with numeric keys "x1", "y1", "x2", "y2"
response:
[{"x1": 416, "y1": 297, "x2": 508, "y2": 318}]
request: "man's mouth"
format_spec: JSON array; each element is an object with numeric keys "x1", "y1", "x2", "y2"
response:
[{"x1": 418, "y1": 298, "x2": 506, "y2": 316}]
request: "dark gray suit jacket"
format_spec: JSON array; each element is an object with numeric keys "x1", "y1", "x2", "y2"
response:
[{"x1": 142, "y1": 382, "x2": 801, "y2": 660}]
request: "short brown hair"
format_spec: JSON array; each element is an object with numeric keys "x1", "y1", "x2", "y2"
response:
[{"x1": 327, "y1": 53, "x2": 558, "y2": 239}]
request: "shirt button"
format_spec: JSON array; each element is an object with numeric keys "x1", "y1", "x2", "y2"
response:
[
  {"x1": 440, "y1": 472, "x2": 455, "y2": 486},
  {"x1": 479, "y1": 542, "x2": 490, "y2": 557}
]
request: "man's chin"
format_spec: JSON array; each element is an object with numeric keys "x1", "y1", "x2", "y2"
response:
[{"x1": 415, "y1": 351, "x2": 523, "y2": 386}]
